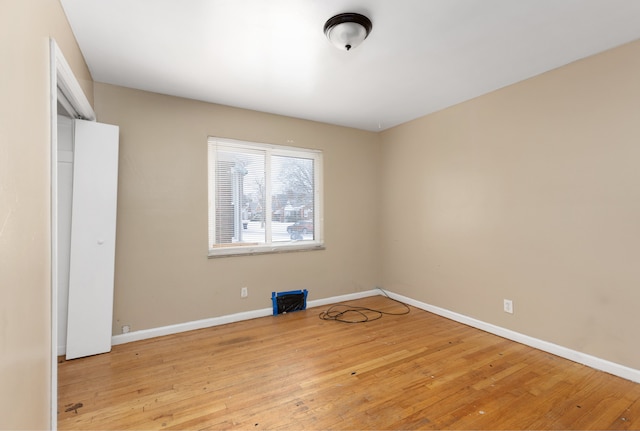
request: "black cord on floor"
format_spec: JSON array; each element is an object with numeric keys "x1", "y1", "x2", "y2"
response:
[{"x1": 318, "y1": 287, "x2": 411, "y2": 323}]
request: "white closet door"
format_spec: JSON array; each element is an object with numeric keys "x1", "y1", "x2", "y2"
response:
[{"x1": 66, "y1": 120, "x2": 119, "y2": 360}]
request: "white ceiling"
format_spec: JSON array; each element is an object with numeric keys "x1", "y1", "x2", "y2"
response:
[{"x1": 60, "y1": 0, "x2": 640, "y2": 132}]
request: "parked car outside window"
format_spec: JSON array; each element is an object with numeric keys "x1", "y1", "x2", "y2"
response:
[{"x1": 287, "y1": 220, "x2": 313, "y2": 239}]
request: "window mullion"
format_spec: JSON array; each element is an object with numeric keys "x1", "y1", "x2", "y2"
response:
[{"x1": 264, "y1": 149, "x2": 272, "y2": 244}]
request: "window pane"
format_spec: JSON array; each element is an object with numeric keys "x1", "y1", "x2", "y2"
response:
[
  {"x1": 215, "y1": 149, "x2": 265, "y2": 246},
  {"x1": 208, "y1": 137, "x2": 322, "y2": 257},
  {"x1": 271, "y1": 155, "x2": 314, "y2": 242}
]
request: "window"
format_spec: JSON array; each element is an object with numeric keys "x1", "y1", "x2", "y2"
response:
[{"x1": 208, "y1": 137, "x2": 323, "y2": 257}]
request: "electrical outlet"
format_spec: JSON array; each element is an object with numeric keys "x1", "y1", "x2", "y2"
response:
[
  {"x1": 503, "y1": 299, "x2": 513, "y2": 314},
  {"x1": 241, "y1": 287, "x2": 248, "y2": 298}
]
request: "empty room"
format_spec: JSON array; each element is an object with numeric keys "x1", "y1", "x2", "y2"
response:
[{"x1": 2, "y1": 1, "x2": 640, "y2": 430}]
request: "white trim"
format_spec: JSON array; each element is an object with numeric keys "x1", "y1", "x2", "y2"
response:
[
  {"x1": 383, "y1": 291, "x2": 640, "y2": 384},
  {"x1": 49, "y1": 39, "x2": 58, "y2": 431},
  {"x1": 307, "y1": 289, "x2": 379, "y2": 308},
  {"x1": 112, "y1": 289, "x2": 379, "y2": 346},
  {"x1": 111, "y1": 288, "x2": 640, "y2": 385},
  {"x1": 49, "y1": 38, "x2": 97, "y2": 430},
  {"x1": 112, "y1": 308, "x2": 273, "y2": 346},
  {"x1": 53, "y1": 41, "x2": 95, "y2": 121},
  {"x1": 211, "y1": 136, "x2": 323, "y2": 155},
  {"x1": 208, "y1": 243, "x2": 326, "y2": 258}
]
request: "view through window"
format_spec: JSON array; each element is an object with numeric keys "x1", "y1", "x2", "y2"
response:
[{"x1": 208, "y1": 137, "x2": 323, "y2": 256}]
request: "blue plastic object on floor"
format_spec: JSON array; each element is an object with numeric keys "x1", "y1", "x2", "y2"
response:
[{"x1": 272, "y1": 289, "x2": 308, "y2": 315}]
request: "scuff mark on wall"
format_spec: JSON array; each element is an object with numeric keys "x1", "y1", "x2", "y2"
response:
[{"x1": 0, "y1": 210, "x2": 12, "y2": 238}]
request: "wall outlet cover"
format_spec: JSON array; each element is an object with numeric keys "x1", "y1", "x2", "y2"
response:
[{"x1": 504, "y1": 299, "x2": 514, "y2": 314}]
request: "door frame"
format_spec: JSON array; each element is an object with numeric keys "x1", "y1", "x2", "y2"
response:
[{"x1": 49, "y1": 39, "x2": 95, "y2": 429}]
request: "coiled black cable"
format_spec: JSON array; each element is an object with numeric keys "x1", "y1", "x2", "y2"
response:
[{"x1": 318, "y1": 288, "x2": 410, "y2": 323}]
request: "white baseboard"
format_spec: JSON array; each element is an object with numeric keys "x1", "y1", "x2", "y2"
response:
[
  {"x1": 307, "y1": 288, "x2": 380, "y2": 308},
  {"x1": 111, "y1": 289, "x2": 379, "y2": 346},
  {"x1": 110, "y1": 288, "x2": 639, "y2": 384},
  {"x1": 384, "y1": 290, "x2": 640, "y2": 384}
]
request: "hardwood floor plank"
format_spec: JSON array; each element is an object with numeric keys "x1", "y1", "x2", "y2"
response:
[{"x1": 58, "y1": 296, "x2": 640, "y2": 430}]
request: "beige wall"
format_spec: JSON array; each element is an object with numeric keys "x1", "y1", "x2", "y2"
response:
[
  {"x1": 380, "y1": 39, "x2": 640, "y2": 370},
  {"x1": 92, "y1": 83, "x2": 382, "y2": 334},
  {"x1": 0, "y1": 0, "x2": 93, "y2": 429},
  {"x1": 2, "y1": 0, "x2": 638, "y2": 425}
]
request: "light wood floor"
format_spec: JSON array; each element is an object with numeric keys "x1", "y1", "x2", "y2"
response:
[{"x1": 58, "y1": 295, "x2": 640, "y2": 430}]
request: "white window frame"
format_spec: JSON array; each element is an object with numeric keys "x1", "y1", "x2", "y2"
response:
[{"x1": 208, "y1": 137, "x2": 324, "y2": 257}]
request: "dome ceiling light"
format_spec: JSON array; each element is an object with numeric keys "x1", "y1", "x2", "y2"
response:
[{"x1": 324, "y1": 13, "x2": 373, "y2": 51}]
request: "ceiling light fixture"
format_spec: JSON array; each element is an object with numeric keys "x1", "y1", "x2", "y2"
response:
[{"x1": 324, "y1": 13, "x2": 372, "y2": 51}]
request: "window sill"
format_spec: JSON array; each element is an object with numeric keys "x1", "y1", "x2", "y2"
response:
[{"x1": 208, "y1": 242, "x2": 325, "y2": 258}]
